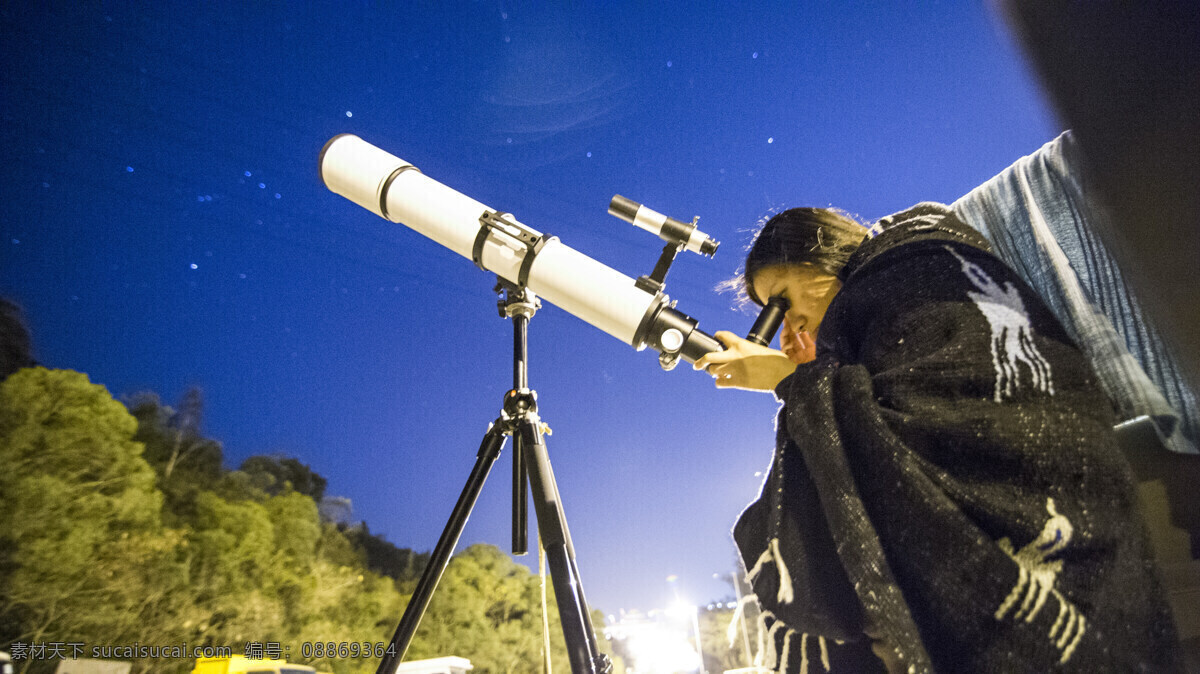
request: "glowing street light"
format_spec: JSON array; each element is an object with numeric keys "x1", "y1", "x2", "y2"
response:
[{"x1": 666, "y1": 575, "x2": 708, "y2": 674}]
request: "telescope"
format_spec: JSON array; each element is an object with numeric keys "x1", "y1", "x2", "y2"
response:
[
  {"x1": 320, "y1": 136, "x2": 794, "y2": 673},
  {"x1": 320, "y1": 134, "x2": 792, "y2": 370}
]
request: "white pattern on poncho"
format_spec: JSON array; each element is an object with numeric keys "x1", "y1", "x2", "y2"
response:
[{"x1": 946, "y1": 245, "x2": 1054, "y2": 402}]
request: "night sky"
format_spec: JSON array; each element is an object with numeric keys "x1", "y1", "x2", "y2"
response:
[{"x1": 0, "y1": 3, "x2": 1059, "y2": 617}]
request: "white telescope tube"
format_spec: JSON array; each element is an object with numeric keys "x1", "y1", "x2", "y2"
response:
[{"x1": 319, "y1": 134, "x2": 659, "y2": 345}]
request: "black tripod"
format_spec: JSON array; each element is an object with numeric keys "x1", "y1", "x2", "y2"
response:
[{"x1": 376, "y1": 279, "x2": 612, "y2": 674}]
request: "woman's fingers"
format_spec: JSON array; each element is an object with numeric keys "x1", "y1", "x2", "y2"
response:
[
  {"x1": 707, "y1": 361, "x2": 745, "y2": 388},
  {"x1": 693, "y1": 329, "x2": 796, "y2": 391},
  {"x1": 780, "y1": 329, "x2": 799, "y2": 361},
  {"x1": 693, "y1": 331, "x2": 742, "y2": 371},
  {"x1": 797, "y1": 330, "x2": 817, "y2": 362},
  {"x1": 712, "y1": 330, "x2": 740, "y2": 346}
]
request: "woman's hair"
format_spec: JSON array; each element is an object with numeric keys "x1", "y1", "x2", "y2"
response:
[{"x1": 728, "y1": 207, "x2": 869, "y2": 306}]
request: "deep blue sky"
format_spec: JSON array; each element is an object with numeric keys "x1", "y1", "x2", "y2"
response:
[{"x1": 0, "y1": 3, "x2": 1059, "y2": 617}]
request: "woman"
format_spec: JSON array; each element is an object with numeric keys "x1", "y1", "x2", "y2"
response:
[{"x1": 695, "y1": 204, "x2": 1179, "y2": 672}]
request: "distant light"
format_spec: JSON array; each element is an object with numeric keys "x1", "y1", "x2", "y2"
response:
[
  {"x1": 190, "y1": 263, "x2": 198, "y2": 270},
  {"x1": 345, "y1": 110, "x2": 353, "y2": 117},
  {"x1": 752, "y1": 52, "x2": 759, "y2": 59},
  {"x1": 504, "y1": 36, "x2": 511, "y2": 43},
  {"x1": 619, "y1": 621, "x2": 699, "y2": 672},
  {"x1": 586, "y1": 152, "x2": 592, "y2": 158},
  {"x1": 666, "y1": 600, "x2": 696, "y2": 619},
  {"x1": 275, "y1": 193, "x2": 281, "y2": 199},
  {"x1": 197, "y1": 196, "x2": 205, "y2": 202},
  {"x1": 125, "y1": 166, "x2": 134, "y2": 172},
  {"x1": 768, "y1": 137, "x2": 774, "y2": 144},
  {"x1": 258, "y1": 182, "x2": 266, "y2": 189},
  {"x1": 506, "y1": 138, "x2": 513, "y2": 144},
  {"x1": 244, "y1": 170, "x2": 252, "y2": 177},
  {"x1": 667, "y1": 60, "x2": 673, "y2": 67},
  {"x1": 239, "y1": 273, "x2": 247, "y2": 279},
  {"x1": 11, "y1": 239, "x2": 19, "y2": 244}
]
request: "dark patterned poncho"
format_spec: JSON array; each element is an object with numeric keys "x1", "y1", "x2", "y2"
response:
[{"x1": 732, "y1": 207, "x2": 1180, "y2": 673}]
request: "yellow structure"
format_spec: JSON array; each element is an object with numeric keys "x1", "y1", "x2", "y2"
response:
[{"x1": 190, "y1": 656, "x2": 316, "y2": 674}]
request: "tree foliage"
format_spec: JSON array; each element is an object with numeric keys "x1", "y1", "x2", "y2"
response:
[
  {"x1": 125, "y1": 389, "x2": 224, "y2": 522},
  {"x1": 0, "y1": 368, "x2": 618, "y2": 674},
  {"x1": 340, "y1": 523, "x2": 428, "y2": 591},
  {"x1": 240, "y1": 454, "x2": 328, "y2": 502},
  {"x1": 0, "y1": 369, "x2": 187, "y2": 659}
]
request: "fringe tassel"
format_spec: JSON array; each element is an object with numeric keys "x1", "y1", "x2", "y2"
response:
[
  {"x1": 754, "y1": 611, "x2": 772, "y2": 668},
  {"x1": 749, "y1": 612, "x2": 835, "y2": 674},
  {"x1": 771, "y1": 537, "x2": 795, "y2": 604},
  {"x1": 762, "y1": 618, "x2": 784, "y2": 670},
  {"x1": 727, "y1": 594, "x2": 755, "y2": 648},
  {"x1": 781, "y1": 630, "x2": 798, "y2": 673},
  {"x1": 745, "y1": 537, "x2": 795, "y2": 604},
  {"x1": 746, "y1": 543, "x2": 773, "y2": 583}
]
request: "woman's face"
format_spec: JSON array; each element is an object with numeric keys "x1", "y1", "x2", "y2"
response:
[{"x1": 750, "y1": 263, "x2": 843, "y2": 343}]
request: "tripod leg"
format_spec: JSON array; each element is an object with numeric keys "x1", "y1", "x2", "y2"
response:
[
  {"x1": 513, "y1": 431, "x2": 528, "y2": 555},
  {"x1": 375, "y1": 422, "x2": 508, "y2": 674},
  {"x1": 517, "y1": 419, "x2": 610, "y2": 674}
]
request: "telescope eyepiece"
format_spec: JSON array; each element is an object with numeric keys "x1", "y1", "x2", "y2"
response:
[{"x1": 746, "y1": 295, "x2": 790, "y2": 347}]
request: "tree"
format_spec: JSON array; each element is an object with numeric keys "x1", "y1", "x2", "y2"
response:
[
  {"x1": 285, "y1": 538, "x2": 404, "y2": 674},
  {"x1": 2, "y1": 367, "x2": 605, "y2": 673},
  {"x1": 125, "y1": 389, "x2": 224, "y2": 521},
  {"x1": 340, "y1": 523, "x2": 428, "y2": 590},
  {"x1": 171, "y1": 474, "x2": 404, "y2": 674},
  {"x1": 0, "y1": 368, "x2": 188, "y2": 665},
  {"x1": 240, "y1": 453, "x2": 329, "y2": 501},
  {"x1": 404, "y1": 544, "x2": 572, "y2": 673}
]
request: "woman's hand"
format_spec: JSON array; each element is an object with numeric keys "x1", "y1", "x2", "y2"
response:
[
  {"x1": 780, "y1": 317, "x2": 817, "y2": 364},
  {"x1": 693, "y1": 331, "x2": 800, "y2": 391}
]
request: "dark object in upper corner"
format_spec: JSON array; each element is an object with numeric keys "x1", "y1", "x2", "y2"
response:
[
  {"x1": 0, "y1": 297, "x2": 37, "y2": 381},
  {"x1": 1000, "y1": 0, "x2": 1200, "y2": 406}
]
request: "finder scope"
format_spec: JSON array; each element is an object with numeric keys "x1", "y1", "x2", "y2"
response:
[{"x1": 608, "y1": 195, "x2": 719, "y2": 257}]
